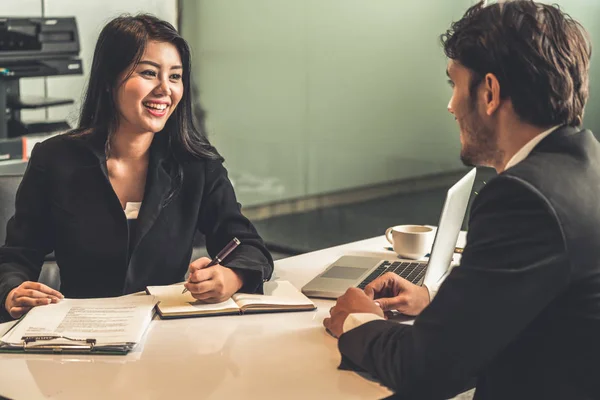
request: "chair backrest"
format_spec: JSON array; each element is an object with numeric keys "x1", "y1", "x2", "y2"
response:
[
  {"x1": 0, "y1": 174, "x2": 22, "y2": 245},
  {"x1": 0, "y1": 173, "x2": 60, "y2": 289}
]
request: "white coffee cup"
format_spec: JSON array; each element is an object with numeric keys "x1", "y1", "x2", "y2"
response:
[{"x1": 385, "y1": 225, "x2": 435, "y2": 259}]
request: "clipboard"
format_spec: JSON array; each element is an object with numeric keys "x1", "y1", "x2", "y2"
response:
[
  {"x1": 0, "y1": 334, "x2": 134, "y2": 355},
  {"x1": 0, "y1": 296, "x2": 157, "y2": 355}
]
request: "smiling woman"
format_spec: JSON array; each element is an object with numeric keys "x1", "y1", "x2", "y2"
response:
[
  {"x1": 116, "y1": 41, "x2": 184, "y2": 135},
  {"x1": 0, "y1": 14, "x2": 274, "y2": 322}
]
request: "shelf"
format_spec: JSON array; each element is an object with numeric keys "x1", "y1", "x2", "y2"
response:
[{"x1": 7, "y1": 95, "x2": 74, "y2": 110}]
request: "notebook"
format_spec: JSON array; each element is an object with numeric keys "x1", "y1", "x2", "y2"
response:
[{"x1": 146, "y1": 280, "x2": 316, "y2": 319}]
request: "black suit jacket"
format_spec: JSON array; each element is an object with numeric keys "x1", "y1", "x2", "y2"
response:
[
  {"x1": 338, "y1": 126, "x2": 600, "y2": 400},
  {"x1": 0, "y1": 131, "x2": 273, "y2": 321}
]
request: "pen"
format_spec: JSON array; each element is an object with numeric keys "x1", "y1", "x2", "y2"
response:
[{"x1": 182, "y1": 237, "x2": 241, "y2": 294}]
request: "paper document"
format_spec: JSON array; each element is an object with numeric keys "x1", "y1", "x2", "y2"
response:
[
  {"x1": 0, "y1": 295, "x2": 158, "y2": 354},
  {"x1": 0, "y1": 320, "x2": 18, "y2": 338}
]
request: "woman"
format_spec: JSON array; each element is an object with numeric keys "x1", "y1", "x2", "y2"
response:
[{"x1": 0, "y1": 14, "x2": 273, "y2": 321}]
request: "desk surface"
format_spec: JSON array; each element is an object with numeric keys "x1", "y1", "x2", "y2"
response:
[{"x1": 0, "y1": 234, "x2": 465, "y2": 400}]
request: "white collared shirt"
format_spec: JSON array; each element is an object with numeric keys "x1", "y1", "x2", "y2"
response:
[
  {"x1": 504, "y1": 125, "x2": 561, "y2": 170},
  {"x1": 342, "y1": 125, "x2": 562, "y2": 334}
]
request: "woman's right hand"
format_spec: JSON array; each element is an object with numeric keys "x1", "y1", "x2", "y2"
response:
[{"x1": 4, "y1": 282, "x2": 64, "y2": 319}]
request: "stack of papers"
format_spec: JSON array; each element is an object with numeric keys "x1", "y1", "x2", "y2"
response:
[{"x1": 0, "y1": 295, "x2": 158, "y2": 354}]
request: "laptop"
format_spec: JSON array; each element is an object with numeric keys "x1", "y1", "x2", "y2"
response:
[{"x1": 301, "y1": 168, "x2": 477, "y2": 299}]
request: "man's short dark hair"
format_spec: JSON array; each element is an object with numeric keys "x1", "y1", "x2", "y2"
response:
[{"x1": 441, "y1": 0, "x2": 591, "y2": 127}]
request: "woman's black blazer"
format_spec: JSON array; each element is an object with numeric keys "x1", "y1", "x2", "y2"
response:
[{"x1": 0, "y1": 131, "x2": 274, "y2": 319}]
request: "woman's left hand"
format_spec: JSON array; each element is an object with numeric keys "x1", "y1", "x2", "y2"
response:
[{"x1": 184, "y1": 257, "x2": 244, "y2": 303}]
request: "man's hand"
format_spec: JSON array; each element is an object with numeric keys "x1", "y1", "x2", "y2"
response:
[
  {"x1": 184, "y1": 257, "x2": 244, "y2": 303},
  {"x1": 5, "y1": 281, "x2": 64, "y2": 319},
  {"x1": 323, "y1": 287, "x2": 384, "y2": 338},
  {"x1": 364, "y1": 272, "x2": 430, "y2": 316}
]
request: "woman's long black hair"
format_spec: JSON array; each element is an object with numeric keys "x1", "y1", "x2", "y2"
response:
[{"x1": 77, "y1": 14, "x2": 223, "y2": 192}]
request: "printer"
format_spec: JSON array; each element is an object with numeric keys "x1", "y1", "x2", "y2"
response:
[{"x1": 0, "y1": 17, "x2": 83, "y2": 139}]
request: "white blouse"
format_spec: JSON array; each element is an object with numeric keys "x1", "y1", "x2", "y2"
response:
[{"x1": 124, "y1": 202, "x2": 142, "y2": 220}]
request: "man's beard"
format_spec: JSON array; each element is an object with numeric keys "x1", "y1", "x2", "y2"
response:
[{"x1": 458, "y1": 105, "x2": 503, "y2": 168}]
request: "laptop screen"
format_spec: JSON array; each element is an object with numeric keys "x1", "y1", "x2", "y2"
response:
[{"x1": 422, "y1": 168, "x2": 476, "y2": 287}]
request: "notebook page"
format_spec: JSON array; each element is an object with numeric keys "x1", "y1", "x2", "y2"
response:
[
  {"x1": 233, "y1": 281, "x2": 315, "y2": 309},
  {"x1": 146, "y1": 284, "x2": 239, "y2": 315}
]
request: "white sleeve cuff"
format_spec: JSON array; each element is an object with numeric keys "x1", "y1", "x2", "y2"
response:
[
  {"x1": 424, "y1": 283, "x2": 439, "y2": 301},
  {"x1": 425, "y1": 264, "x2": 458, "y2": 301},
  {"x1": 343, "y1": 313, "x2": 385, "y2": 333}
]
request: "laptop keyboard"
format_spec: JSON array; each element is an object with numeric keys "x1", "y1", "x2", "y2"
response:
[{"x1": 356, "y1": 260, "x2": 427, "y2": 289}]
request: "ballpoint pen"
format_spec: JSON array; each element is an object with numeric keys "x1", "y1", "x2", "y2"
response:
[{"x1": 182, "y1": 237, "x2": 241, "y2": 294}]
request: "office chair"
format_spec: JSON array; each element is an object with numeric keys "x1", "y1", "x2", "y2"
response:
[{"x1": 0, "y1": 173, "x2": 60, "y2": 290}]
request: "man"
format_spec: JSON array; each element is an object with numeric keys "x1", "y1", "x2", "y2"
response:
[{"x1": 324, "y1": 1, "x2": 600, "y2": 399}]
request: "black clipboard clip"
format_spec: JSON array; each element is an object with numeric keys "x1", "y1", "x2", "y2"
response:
[{"x1": 21, "y1": 335, "x2": 97, "y2": 352}]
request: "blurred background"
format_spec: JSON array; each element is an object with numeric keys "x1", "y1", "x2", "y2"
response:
[{"x1": 1, "y1": 0, "x2": 598, "y2": 260}]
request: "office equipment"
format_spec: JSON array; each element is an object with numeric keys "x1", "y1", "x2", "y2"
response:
[
  {"x1": 182, "y1": 237, "x2": 241, "y2": 294},
  {"x1": 0, "y1": 136, "x2": 22, "y2": 161},
  {"x1": 0, "y1": 17, "x2": 83, "y2": 139},
  {"x1": 0, "y1": 132, "x2": 58, "y2": 162},
  {"x1": 302, "y1": 168, "x2": 476, "y2": 299},
  {"x1": 148, "y1": 280, "x2": 315, "y2": 318},
  {"x1": 0, "y1": 295, "x2": 157, "y2": 354}
]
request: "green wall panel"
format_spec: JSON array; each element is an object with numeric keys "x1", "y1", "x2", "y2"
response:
[{"x1": 181, "y1": 0, "x2": 599, "y2": 206}]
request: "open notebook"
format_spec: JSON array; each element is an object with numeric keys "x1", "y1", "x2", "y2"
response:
[{"x1": 146, "y1": 280, "x2": 316, "y2": 319}]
